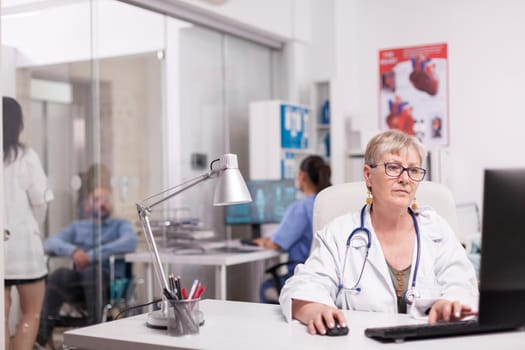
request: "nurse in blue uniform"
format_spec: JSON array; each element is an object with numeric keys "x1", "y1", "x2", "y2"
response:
[{"x1": 253, "y1": 155, "x2": 331, "y2": 303}]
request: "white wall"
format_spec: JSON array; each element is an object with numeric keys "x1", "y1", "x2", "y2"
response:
[
  {"x1": 1, "y1": 45, "x2": 16, "y2": 96},
  {"x1": 307, "y1": 0, "x2": 334, "y2": 83},
  {"x1": 332, "y1": 0, "x2": 525, "y2": 208}
]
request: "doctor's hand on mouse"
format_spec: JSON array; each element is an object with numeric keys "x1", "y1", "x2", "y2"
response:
[{"x1": 292, "y1": 299, "x2": 348, "y2": 336}]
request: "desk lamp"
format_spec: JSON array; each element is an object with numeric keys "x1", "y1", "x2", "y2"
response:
[{"x1": 136, "y1": 153, "x2": 252, "y2": 327}]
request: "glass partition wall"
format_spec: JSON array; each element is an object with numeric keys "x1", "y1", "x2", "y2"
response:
[{"x1": 2, "y1": 0, "x2": 279, "y2": 345}]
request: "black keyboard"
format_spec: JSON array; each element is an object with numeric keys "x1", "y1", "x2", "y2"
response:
[{"x1": 365, "y1": 319, "x2": 517, "y2": 342}]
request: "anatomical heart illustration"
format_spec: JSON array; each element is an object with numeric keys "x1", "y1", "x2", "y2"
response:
[{"x1": 379, "y1": 43, "x2": 448, "y2": 147}]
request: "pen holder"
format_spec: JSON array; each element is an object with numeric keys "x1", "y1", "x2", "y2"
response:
[{"x1": 167, "y1": 298, "x2": 201, "y2": 336}]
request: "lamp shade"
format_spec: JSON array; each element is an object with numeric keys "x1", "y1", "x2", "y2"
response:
[{"x1": 213, "y1": 168, "x2": 252, "y2": 206}]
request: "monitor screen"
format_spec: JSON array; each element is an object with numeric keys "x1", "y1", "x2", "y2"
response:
[
  {"x1": 479, "y1": 168, "x2": 525, "y2": 325},
  {"x1": 480, "y1": 168, "x2": 525, "y2": 290},
  {"x1": 225, "y1": 179, "x2": 297, "y2": 225}
]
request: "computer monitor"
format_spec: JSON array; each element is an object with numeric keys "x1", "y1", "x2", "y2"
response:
[
  {"x1": 478, "y1": 168, "x2": 525, "y2": 326},
  {"x1": 224, "y1": 179, "x2": 297, "y2": 226}
]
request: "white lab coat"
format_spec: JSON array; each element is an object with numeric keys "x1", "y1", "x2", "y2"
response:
[
  {"x1": 3, "y1": 148, "x2": 54, "y2": 279},
  {"x1": 279, "y1": 205, "x2": 479, "y2": 322}
]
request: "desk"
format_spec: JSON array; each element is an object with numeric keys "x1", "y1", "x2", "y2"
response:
[
  {"x1": 64, "y1": 299, "x2": 525, "y2": 350},
  {"x1": 125, "y1": 243, "x2": 282, "y2": 300}
]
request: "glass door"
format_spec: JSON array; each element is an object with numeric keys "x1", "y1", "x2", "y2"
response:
[{"x1": 2, "y1": 1, "x2": 283, "y2": 345}]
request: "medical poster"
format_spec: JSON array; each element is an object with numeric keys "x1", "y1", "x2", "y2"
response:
[{"x1": 379, "y1": 43, "x2": 449, "y2": 148}]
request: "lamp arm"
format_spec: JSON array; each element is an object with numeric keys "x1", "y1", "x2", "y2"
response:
[
  {"x1": 136, "y1": 204, "x2": 171, "y2": 293},
  {"x1": 140, "y1": 156, "x2": 224, "y2": 209},
  {"x1": 143, "y1": 172, "x2": 211, "y2": 211},
  {"x1": 135, "y1": 166, "x2": 220, "y2": 296}
]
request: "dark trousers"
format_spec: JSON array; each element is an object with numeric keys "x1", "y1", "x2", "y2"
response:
[{"x1": 37, "y1": 266, "x2": 109, "y2": 345}]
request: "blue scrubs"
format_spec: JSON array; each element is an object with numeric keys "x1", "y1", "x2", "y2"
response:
[
  {"x1": 271, "y1": 194, "x2": 315, "y2": 264},
  {"x1": 260, "y1": 194, "x2": 315, "y2": 302}
]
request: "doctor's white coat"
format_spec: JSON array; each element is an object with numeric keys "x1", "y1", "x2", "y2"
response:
[{"x1": 279, "y1": 206, "x2": 479, "y2": 322}]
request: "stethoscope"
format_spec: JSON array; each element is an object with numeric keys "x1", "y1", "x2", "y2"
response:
[{"x1": 338, "y1": 204, "x2": 421, "y2": 305}]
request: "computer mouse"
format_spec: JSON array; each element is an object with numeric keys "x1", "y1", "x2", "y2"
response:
[{"x1": 325, "y1": 321, "x2": 349, "y2": 336}]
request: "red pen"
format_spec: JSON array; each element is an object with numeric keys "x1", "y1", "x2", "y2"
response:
[
  {"x1": 181, "y1": 287, "x2": 188, "y2": 300},
  {"x1": 194, "y1": 285, "x2": 206, "y2": 299}
]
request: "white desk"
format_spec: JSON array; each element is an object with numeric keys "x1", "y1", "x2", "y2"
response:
[
  {"x1": 125, "y1": 243, "x2": 283, "y2": 300},
  {"x1": 64, "y1": 299, "x2": 525, "y2": 350}
]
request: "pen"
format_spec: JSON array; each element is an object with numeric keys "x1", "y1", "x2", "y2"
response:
[
  {"x1": 194, "y1": 285, "x2": 206, "y2": 299},
  {"x1": 181, "y1": 287, "x2": 188, "y2": 300},
  {"x1": 163, "y1": 287, "x2": 177, "y2": 300},
  {"x1": 188, "y1": 279, "x2": 199, "y2": 299},
  {"x1": 169, "y1": 274, "x2": 176, "y2": 294},
  {"x1": 175, "y1": 276, "x2": 182, "y2": 299}
]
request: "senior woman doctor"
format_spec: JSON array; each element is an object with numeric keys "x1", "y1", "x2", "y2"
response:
[{"x1": 279, "y1": 130, "x2": 478, "y2": 335}]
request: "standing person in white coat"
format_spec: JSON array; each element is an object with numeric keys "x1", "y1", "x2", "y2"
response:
[
  {"x1": 3, "y1": 97, "x2": 54, "y2": 350},
  {"x1": 279, "y1": 130, "x2": 478, "y2": 335}
]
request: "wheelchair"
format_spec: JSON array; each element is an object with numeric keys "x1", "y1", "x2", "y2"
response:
[{"x1": 42, "y1": 254, "x2": 139, "y2": 349}]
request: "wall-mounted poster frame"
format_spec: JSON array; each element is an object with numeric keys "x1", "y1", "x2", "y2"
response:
[{"x1": 379, "y1": 43, "x2": 449, "y2": 148}]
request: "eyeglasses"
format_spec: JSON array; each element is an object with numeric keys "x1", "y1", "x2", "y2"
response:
[{"x1": 370, "y1": 162, "x2": 427, "y2": 182}]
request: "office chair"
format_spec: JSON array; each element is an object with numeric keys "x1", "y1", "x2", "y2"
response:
[
  {"x1": 313, "y1": 181, "x2": 485, "y2": 286},
  {"x1": 455, "y1": 201, "x2": 481, "y2": 252},
  {"x1": 312, "y1": 181, "x2": 461, "y2": 242},
  {"x1": 263, "y1": 259, "x2": 301, "y2": 303}
]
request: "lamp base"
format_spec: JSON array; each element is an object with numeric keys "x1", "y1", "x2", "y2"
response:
[{"x1": 146, "y1": 309, "x2": 168, "y2": 329}]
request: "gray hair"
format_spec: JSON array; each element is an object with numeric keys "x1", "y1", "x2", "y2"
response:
[{"x1": 364, "y1": 130, "x2": 427, "y2": 166}]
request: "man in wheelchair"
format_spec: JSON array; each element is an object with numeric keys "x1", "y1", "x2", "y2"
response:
[{"x1": 36, "y1": 186, "x2": 137, "y2": 347}]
